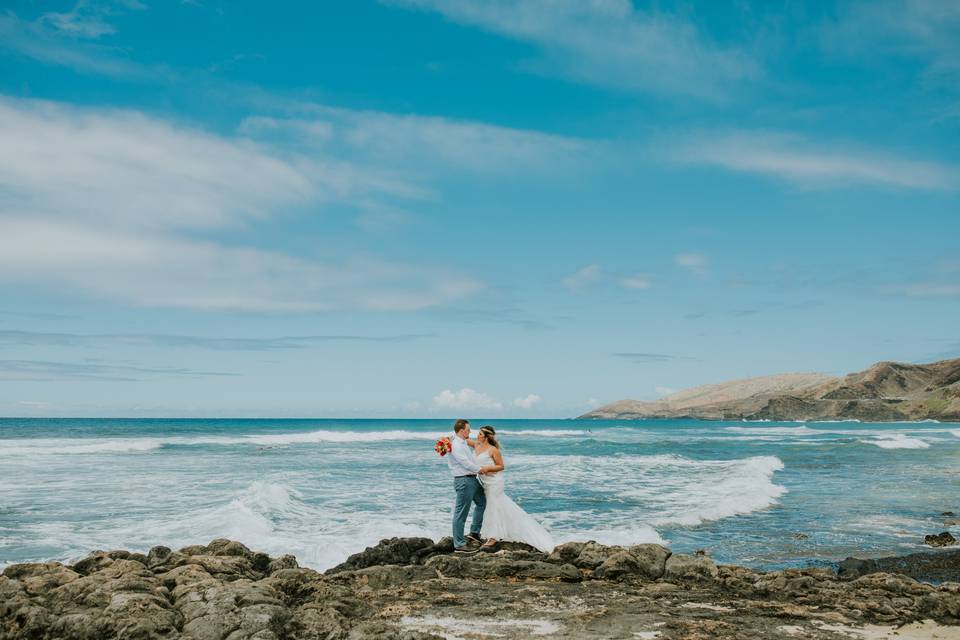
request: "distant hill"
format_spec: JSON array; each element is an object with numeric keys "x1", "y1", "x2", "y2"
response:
[{"x1": 578, "y1": 358, "x2": 960, "y2": 422}]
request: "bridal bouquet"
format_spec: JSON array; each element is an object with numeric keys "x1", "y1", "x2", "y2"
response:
[{"x1": 434, "y1": 436, "x2": 452, "y2": 456}]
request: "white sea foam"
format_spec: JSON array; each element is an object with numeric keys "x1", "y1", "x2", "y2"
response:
[
  {"x1": 644, "y1": 455, "x2": 787, "y2": 526},
  {"x1": 862, "y1": 434, "x2": 931, "y2": 449},
  {"x1": 951, "y1": 430, "x2": 960, "y2": 438},
  {"x1": 0, "y1": 438, "x2": 165, "y2": 455},
  {"x1": 724, "y1": 426, "x2": 818, "y2": 436},
  {"x1": 0, "y1": 430, "x2": 437, "y2": 455},
  {"x1": 19, "y1": 479, "x2": 442, "y2": 571},
  {"x1": 2, "y1": 450, "x2": 784, "y2": 570},
  {"x1": 0, "y1": 428, "x2": 593, "y2": 456},
  {"x1": 509, "y1": 453, "x2": 787, "y2": 528},
  {"x1": 498, "y1": 429, "x2": 591, "y2": 437}
]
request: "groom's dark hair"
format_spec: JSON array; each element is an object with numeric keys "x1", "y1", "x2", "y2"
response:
[{"x1": 453, "y1": 419, "x2": 470, "y2": 434}]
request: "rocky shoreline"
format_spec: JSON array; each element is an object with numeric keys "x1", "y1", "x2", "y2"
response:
[
  {"x1": 3, "y1": 538, "x2": 960, "y2": 639},
  {"x1": 579, "y1": 358, "x2": 960, "y2": 422}
]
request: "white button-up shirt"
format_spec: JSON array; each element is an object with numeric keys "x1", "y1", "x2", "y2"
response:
[{"x1": 446, "y1": 435, "x2": 481, "y2": 477}]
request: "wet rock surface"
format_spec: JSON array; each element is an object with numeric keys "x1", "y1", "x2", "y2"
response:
[
  {"x1": 925, "y1": 532, "x2": 958, "y2": 548},
  {"x1": 2, "y1": 538, "x2": 959, "y2": 639},
  {"x1": 838, "y1": 548, "x2": 960, "y2": 583}
]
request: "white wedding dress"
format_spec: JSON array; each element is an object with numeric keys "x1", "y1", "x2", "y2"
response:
[{"x1": 476, "y1": 449, "x2": 555, "y2": 553}]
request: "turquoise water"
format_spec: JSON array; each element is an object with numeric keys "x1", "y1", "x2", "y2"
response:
[{"x1": 1, "y1": 418, "x2": 958, "y2": 571}]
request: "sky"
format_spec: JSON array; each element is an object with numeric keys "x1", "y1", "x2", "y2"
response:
[{"x1": 0, "y1": 0, "x2": 958, "y2": 418}]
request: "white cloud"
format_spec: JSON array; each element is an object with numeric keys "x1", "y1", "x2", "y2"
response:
[
  {"x1": 620, "y1": 275, "x2": 652, "y2": 290},
  {"x1": 655, "y1": 386, "x2": 678, "y2": 397},
  {"x1": 0, "y1": 97, "x2": 481, "y2": 312},
  {"x1": 822, "y1": 1, "x2": 960, "y2": 75},
  {"x1": 39, "y1": 0, "x2": 146, "y2": 39},
  {"x1": 240, "y1": 105, "x2": 587, "y2": 174},
  {"x1": 0, "y1": 103, "x2": 298, "y2": 231},
  {"x1": 562, "y1": 264, "x2": 602, "y2": 291},
  {"x1": 432, "y1": 388, "x2": 503, "y2": 411},
  {"x1": 675, "y1": 253, "x2": 708, "y2": 276},
  {"x1": 0, "y1": 218, "x2": 480, "y2": 312},
  {"x1": 387, "y1": 0, "x2": 757, "y2": 100},
  {"x1": 670, "y1": 129, "x2": 957, "y2": 190},
  {"x1": 238, "y1": 116, "x2": 335, "y2": 141},
  {"x1": 16, "y1": 400, "x2": 51, "y2": 409},
  {"x1": 585, "y1": 397, "x2": 600, "y2": 408},
  {"x1": 512, "y1": 394, "x2": 541, "y2": 409},
  {"x1": 0, "y1": 12, "x2": 154, "y2": 79}
]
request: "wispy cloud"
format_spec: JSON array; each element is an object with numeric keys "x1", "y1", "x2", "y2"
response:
[
  {"x1": 926, "y1": 340, "x2": 960, "y2": 361},
  {"x1": 0, "y1": 96, "x2": 409, "y2": 231},
  {"x1": 0, "y1": 309, "x2": 77, "y2": 320},
  {"x1": 239, "y1": 106, "x2": 588, "y2": 175},
  {"x1": 675, "y1": 253, "x2": 708, "y2": 276},
  {"x1": 512, "y1": 393, "x2": 541, "y2": 409},
  {"x1": 821, "y1": 1, "x2": 960, "y2": 84},
  {"x1": 620, "y1": 274, "x2": 652, "y2": 290},
  {"x1": 611, "y1": 352, "x2": 695, "y2": 364},
  {"x1": 562, "y1": 264, "x2": 602, "y2": 292},
  {"x1": 880, "y1": 259, "x2": 960, "y2": 298},
  {"x1": 39, "y1": 0, "x2": 146, "y2": 39},
  {"x1": 0, "y1": 218, "x2": 481, "y2": 312},
  {"x1": 670, "y1": 129, "x2": 958, "y2": 190},
  {"x1": 437, "y1": 307, "x2": 555, "y2": 331},
  {"x1": 0, "y1": 97, "x2": 481, "y2": 312},
  {"x1": 0, "y1": 330, "x2": 433, "y2": 350},
  {"x1": 431, "y1": 388, "x2": 503, "y2": 411},
  {"x1": 881, "y1": 283, "x2": 960, "y2": 297},
  {"x1": 386, "y1": 0, "x2": 758, "y2": 100},
  {"x1": 0, "y1": 6, "x2": 154, "y2": 79},
  {"x1": 0, "y1": 359, "x2": 236, "y2": 382}
]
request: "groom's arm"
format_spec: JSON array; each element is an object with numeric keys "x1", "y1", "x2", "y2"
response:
[{"x1": 450, "y1": 440, "x2": 482, "y2": 474}]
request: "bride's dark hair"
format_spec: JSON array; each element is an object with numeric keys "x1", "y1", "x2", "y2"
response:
[{"x1": 479, "y1": 425, "x2": 499, "y2": 449}]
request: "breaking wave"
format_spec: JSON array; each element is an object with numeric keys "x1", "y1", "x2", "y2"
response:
[{"x1": 862, "y1": 434, "x2": 931, "y2": 449}]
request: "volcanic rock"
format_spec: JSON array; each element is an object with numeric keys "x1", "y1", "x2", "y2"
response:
[{"x1": 2, "y1": 537, "x2": 960, "y2": 639}]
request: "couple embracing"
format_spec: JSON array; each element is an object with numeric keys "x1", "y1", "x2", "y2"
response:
[{"x1": 446, "y1": 419, "x2": 555, "y2": 554}]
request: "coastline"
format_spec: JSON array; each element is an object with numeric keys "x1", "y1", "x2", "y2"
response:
[
  {"x1": 3, "y1": 418, "x2": 959, "y2": 576},
  {"x1": 3, "y1": 537, "x2": 958, "y2": 640}
]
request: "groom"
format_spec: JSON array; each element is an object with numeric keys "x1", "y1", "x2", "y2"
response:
[{"x1": 447, "y1": 419, "x2": 486, "y2": 553}]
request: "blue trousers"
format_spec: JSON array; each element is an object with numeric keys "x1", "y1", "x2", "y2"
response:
[{"x1": 452, "y1": 475, "x2": 486, "y2": 548}]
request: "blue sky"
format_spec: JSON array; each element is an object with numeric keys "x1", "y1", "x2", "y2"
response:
[{"x1": 0, "y1": 0, "x2": 957, "y2": 418}]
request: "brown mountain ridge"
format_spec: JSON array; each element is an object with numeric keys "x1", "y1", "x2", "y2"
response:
[{"x1": 578, "y1": 358, "x2": 960, "y2": 422}]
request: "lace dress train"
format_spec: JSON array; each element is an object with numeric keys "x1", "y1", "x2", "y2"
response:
[{"x1": 476, "y1": 450, "x2": 554, "y2": 553}]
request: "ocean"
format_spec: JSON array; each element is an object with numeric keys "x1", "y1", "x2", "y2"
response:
[{"x1": 1, "y1": 418, "x2": 958, "y2": 572}]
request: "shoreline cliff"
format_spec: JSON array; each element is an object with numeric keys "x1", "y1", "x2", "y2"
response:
[
  {"x1": 579, "y1": 358, "x2": 960, "y2": 422},
  {"x1": 3, "y1": 537, "x2": 959, "y2": 639}
]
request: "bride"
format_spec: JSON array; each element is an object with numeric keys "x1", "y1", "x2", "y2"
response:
[{"x1": 472, "y1": 425, "x2": 555, "y2": 553}]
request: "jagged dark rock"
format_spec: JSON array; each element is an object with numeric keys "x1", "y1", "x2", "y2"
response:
[
  {"x1": 838, "y1": 548, "x2": 960, "y2": 582},
  {"x1": 2, "y1": 537, "x2": 959, "y2": 639},
  {"x1": 926, "y1": 532, "x2": 958, "y2": 548},
  {"x1": 326, "y1": 536, "x2": 435, "y2": 574}
]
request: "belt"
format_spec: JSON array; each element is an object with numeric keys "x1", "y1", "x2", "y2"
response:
[{"x1": 454, "y1": 474, "x2": 477, "y2": 478}]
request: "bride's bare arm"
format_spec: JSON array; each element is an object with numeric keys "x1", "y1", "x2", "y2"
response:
[{"x1": 481, "y1": 447, "x2": 505, "y2": 474}]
